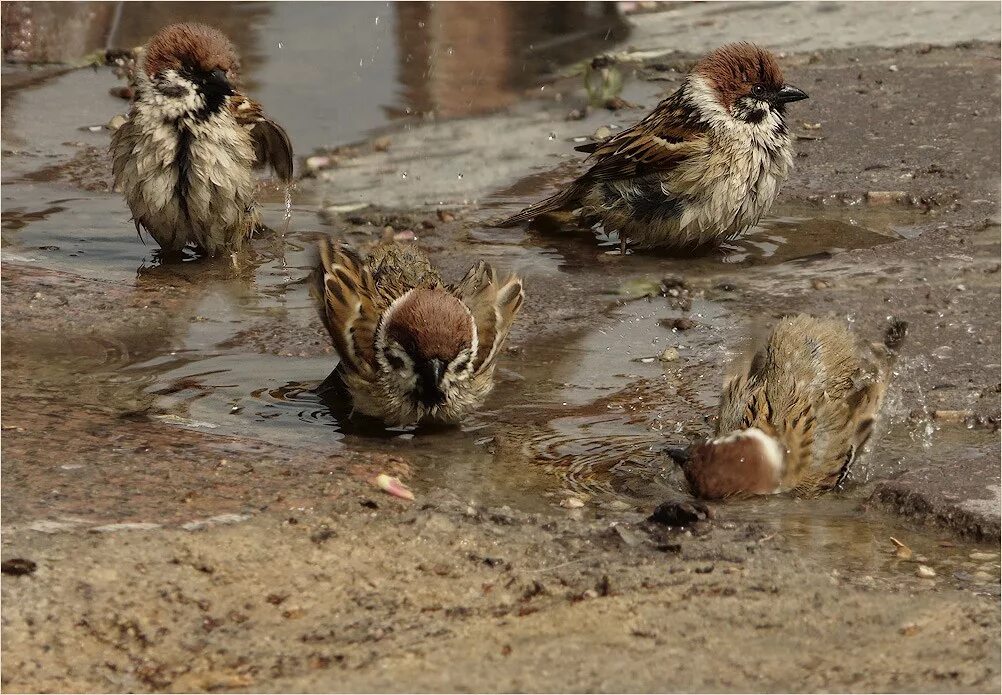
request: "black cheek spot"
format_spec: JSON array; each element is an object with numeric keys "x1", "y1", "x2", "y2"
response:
[
  {"x1": 386, "y1": 353, "x2": 406, "y2": 370},
  {"x1": 744, "y1": 109, "x2": 767, "y2": 124},
  {"x1": 159, "y1": 83, "x2": 189, "y2": 98}
]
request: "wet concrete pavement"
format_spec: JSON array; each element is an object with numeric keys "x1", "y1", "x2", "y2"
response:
[{"x1": 2, "y1": 2, "x2": 1000, "y2": 692}]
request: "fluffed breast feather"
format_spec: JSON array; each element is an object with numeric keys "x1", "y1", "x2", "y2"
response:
[{"x1": 229, "y1": 94, "x2": 294, "y2": 182}]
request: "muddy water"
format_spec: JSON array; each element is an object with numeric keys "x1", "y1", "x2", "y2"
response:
[{"x1": 2, "y1": 2, "x2": 997, "y2": 598}]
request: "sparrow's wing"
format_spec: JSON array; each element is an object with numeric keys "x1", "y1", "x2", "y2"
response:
[
  {"x1": 459, "y1": 264, "x2": 524, "y2": 373},
  {"x1": 230, "y1": 94, "x2": 294, "y2": 182},
  {"x1": 495, "y1": 92, "x2": 706, "y2": 227},
  {"x1": 311, "y1": 238, "x2": 381, "y2": 378},
  {"x1": 576, "y1": 96, "x2": 708, "y2": 182},
  {"x1": 450, "y1": 260, "x2": 495, "y2": 300},
  {"x1": 801, "y1": 376, "x2": 886, "y2": 494}
]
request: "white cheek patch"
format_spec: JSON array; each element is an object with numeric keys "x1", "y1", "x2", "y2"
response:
[
  {"x1": 713, "y1": 427, "x2": 785, "y2": 478},
  {"x1": 137, "y1": 69, "x2": 206, "y2": 120}
]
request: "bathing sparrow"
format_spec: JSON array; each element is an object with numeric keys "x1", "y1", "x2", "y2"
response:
[
  {"x1": 498, "y1": 43, "x2": 808, "y2": 252},
  {"x1": 311, "y1": 239, "x2": 524, "y2": 426},
  {"x1": 110, "y1": 23, "x2": 293, "y2": 257},
  {"x1": 679, "y1": 314, "x2": 904, "y2": 499}
]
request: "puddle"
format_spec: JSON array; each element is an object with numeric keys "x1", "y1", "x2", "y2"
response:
[{"x1": 2, "y1": 1, "x2": 996, "y2": 595}]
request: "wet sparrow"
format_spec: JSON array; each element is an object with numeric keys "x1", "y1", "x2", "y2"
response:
[
  {"x1": 110, "y1": 23, "x2": 293, "y2": 257},
  {"x1": 498, "y1": 43, "x2": 808, "y2": 252},
  {"x1": 312, "y1": 239, "x2": 524, "y2": 426},
  {"x1": 679, "y1": 314, "x2": 904, "y2": 499}
]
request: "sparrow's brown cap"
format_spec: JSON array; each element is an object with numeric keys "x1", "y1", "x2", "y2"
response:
[
  {"x1": 683, "y1": 428, "x2": 785, "y2": 500},
  {"x1": 144, "y1": 23, "x2": 239, "y2": 78},
  {"x1": 693, "y1": 42, "x2": 791, "y2": 108},
  {"x1": 385, "y1": 289, "x2": 473, "y2": 362}
]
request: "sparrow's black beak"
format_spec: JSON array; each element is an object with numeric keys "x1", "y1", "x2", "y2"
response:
[
  {"x1": 774, "y1": 84, "x2": 809, "y2": 104},
  {"x1": 416, "y1": 358, "x2": 447, "y2": 408},
  {"x1": 204, "y1": 68, "x2": 234, "y2": 96},
  {"x1": 664, "y1": 445, "x2": 692, "y2": 465}
]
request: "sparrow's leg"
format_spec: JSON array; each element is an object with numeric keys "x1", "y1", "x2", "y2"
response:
[{"x1": 619, "y1": 234, "x2": 628, "y2": 256}]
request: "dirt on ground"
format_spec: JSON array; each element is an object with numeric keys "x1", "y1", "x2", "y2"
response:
[{"x1": 2, "y1": 4, "x2": 1000, "y2": 693}]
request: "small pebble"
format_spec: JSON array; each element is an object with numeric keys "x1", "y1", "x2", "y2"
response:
[
  {"x1": 811, "y1": 278, "x2": 830, "y2": 290},
  {"x1": 107, "y1": 114, "x2": 127, "y2": 131},
  {"x1": 916, "y1": 565, "x2": 936, "y2": 578},
  {"x1": 593, "y1": 125, "x2": 612, "y2": 140},
  {"x1": 932, "y1": 409, "x2": 973, "y2": 422},
  {"x1": 1, "y1": 558, "x2": 37, "y2": 576},
  {"x1": 660, "y1": 317, "x2": 696, "y2": 332},
  {"x1": 866, "y1": 191, "x2": 907, "y2": 205},
  {"x1": 560, "y1": 497, "x2": 585, "y2": 509},
  {"x1": 658, "y1": 347, "x2": 680, "y2": 362},
  {"x1": 969, "y1": 551, "x2": 997, "y2": 561},
  {"x1": 305, "y1": 155, "x2": 332, "y2": 172}
]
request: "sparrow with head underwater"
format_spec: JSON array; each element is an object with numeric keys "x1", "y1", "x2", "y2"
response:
[
  {"x1": 498, "y1": 42, "x2": 809, "y2": 252},
  {"x1": 676, "y1": 314, "x2": 906, "y2": 500},
  {"x1": 110, "y1": 23, "x2": 293, "y2": 257},
  {"x1": 311, "y1": 239, "x2": 524, "y2": 427}
]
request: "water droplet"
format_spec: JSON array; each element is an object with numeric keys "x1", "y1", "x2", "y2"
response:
[
  {"x1": 418, "y1": 21, "x2": 425, "y2": 28},
  {"x1": 446, "y1": 46, "x2": 454, "y2": 56},
  {"x1": 548, "y1": 132, "x2": 557, "y2": 140},
  {"x1": 374, "y1": 16, "x2": 379, "y2": 25},
  {"x1": 457, "y1": 172, "x2": 464, "y2": 180},
  {"x1": 277, "y1": 41, "x2": 284, "y2": 49},
  {"x1": 401, "y1": 171, "x2": 408, "y2": 179}
]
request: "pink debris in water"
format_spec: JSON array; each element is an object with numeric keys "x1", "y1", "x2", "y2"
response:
[{"x1": 375, "y1": 474, "x2": 414, "y2": 501}]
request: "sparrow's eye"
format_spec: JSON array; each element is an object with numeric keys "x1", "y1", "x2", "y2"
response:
[
  {"x1": 386, "y1": 352, "x2": 407, "y2": 370},
  {"x1": 751, "y1": 84, "x2": 766, "y2": 97}
]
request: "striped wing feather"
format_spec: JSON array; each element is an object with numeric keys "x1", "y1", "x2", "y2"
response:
[
  {"x1": 230, "y1": 94, "x2": 294, "y2": 181},
  {"x1": 312, "y1": 238, "x2": 381, "y2": 377},
  {"x1": 455, "y1": 262, "x2": 524, "y2": 372}
]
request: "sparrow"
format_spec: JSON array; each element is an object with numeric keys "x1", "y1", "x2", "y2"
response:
[
  {"x1": 678, "y1": 314, "x2": 906, "y2": 500},
  {"x1": 498, "y1": 43, "x2": 808, "y2": 252},
  {"x1": 311, "y1": 239, "x2": 524, "y2": 426},
  {"x1": 110, "y1": 22, "x2": 293, "y2": 257}
]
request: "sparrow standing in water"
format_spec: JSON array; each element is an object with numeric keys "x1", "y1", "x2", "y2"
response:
[
  {"x1": 498, "y1": 43, "x2": 808, "y2": 252},
  {"x1": 312, "y1": 240, "x2": 524, "y2": 426},
  {"x1": 110, "y1": 23, "x2": 293, "y2": 257},
  {"x1": 679, "y1": 315, "x2": 905, "y2": 500}
]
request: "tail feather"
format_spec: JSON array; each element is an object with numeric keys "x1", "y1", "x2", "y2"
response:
[{"x1": 494, "y1": 184, "x2": 584, "y2": 227}]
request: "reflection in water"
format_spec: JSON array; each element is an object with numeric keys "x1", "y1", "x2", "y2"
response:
[
  {"x1": 394, "y1": 1, "x2": 628, "y2": 118},
  {"x1": 3, "y1": 1, "x2": 627, "y2": 144}
]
